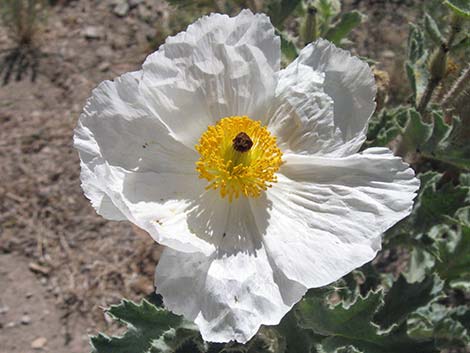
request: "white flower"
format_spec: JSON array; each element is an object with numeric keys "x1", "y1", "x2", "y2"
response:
[{"x1": 74, "y1": 10, "x2": 419, "y2": 343}]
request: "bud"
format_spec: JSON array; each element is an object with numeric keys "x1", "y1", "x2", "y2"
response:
[{"x1": 429, "y1": 44, "x2": 448, "y2": 81}]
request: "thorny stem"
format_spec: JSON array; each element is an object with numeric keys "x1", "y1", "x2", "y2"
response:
[
  {"x1": 416, "y1": 14, "x2": 462, "y2": 116},
  {"x1": 441, "y1": 64, "x2": 470, "y2": 110},
  {"x1": 417, "y1": 77, "x2": 440, "y2": 119}
]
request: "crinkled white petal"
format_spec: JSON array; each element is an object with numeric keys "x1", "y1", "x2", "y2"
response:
[
  {"x1": 79, "y1": 159, "x2": 216, "y2": 254},
  {"x1": 249, "y1": 148, "x2": 419, "y2": 288},
  {"x1": 140, "y1": 9, "x2": 280, "y2": 148},
  {"x1": 74, "y1": 70, "x2": 203, "y2": 230},
  {"x1": 155, "y1": 196, "x2": 307, "y2": 343},
  {"x1": 269, "y1": 39, "x2": 376, "y2": 156},
  {"x1": 75, "y1": 71, "x2": 198, "y2": 174}
]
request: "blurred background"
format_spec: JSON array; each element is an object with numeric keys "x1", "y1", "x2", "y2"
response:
[{"x1": 0, "y1": 0, "x2": 468, "y2": 352}]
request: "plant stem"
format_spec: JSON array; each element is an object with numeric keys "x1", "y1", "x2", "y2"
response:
[
  {"x1": 441, "y1": 64, "x2": 470, "y2": 110},
  {"x1": 416, "y1": 14, "x2": 462, "y2": 116},
  {"x1": 417, "y1": 77, "x2": 440, "y2": 117}
]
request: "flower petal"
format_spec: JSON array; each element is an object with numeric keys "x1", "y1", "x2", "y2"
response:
[
  {"x1": 79, "y1": 158, "x2": 216, "y2": 254},
  {"x1": 155, "y1": 197, "x2": 307, "y2": 343},
  {"x1": 140, "y1": 10, "x2": 280, "y2": 148},
  {"x1": 250, "y1": 148, "x2": 419, "y2": 288},
  {"x1": 269, "y1": 39, "x2": 376, "y2": 156},
  {"x1": 74, "y1": 71, "x2": 198, "y2": 174}
]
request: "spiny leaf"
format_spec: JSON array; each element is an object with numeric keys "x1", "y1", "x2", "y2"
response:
[
  {"x1": 373, "y1": 275, "x2": 444, "y2": 329},
  {"x1": 324, "y1": 10, "x2": 364, "y2": 45},
  {"x1": 276, "y1": 310, "x2": 320, "y2": 353},
  {"x1": 410, "y1": 172, "x2": 470, "y2": 233},
  {"x1": 90, "y1": 299, "x2": 182, "y2": 353},
  {"x1": 408, "y1": 304, "x2": 470, "y2": 349},
  {"x1": 435, "y1": 220, "x2": 470, "y2": 284},
  {"x1": 297, "y1": 291, "x2": 384, "y2": 341},
  {"x1": 420, "y1": 111, "x2": 453, "y2": 153},
  {"x1": 400, "y1": 108, "x2": 433, "y2": 151},
  {"x1": 297, "y1": 291, "x2": 437, "y2": 353},
  {"x1": 267, "y1": 0, "x2": 302, "y2": 27}
]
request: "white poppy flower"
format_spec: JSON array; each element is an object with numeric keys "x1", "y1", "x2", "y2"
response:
[{"x1": 74, "y1": 10, "x2": 419, "y2": 343}]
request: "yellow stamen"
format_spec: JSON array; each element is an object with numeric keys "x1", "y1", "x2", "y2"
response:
[{"x1": 195, "y1": 116, "x2": 282, "y2": 202}]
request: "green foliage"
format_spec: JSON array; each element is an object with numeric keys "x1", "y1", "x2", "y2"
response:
[
  {"x1": 444, "y1": 0, "x2": 470, "y2": 17},
  {"x1": 91, "y1": 300, "x2": 183, "y2": 353},
  {"x1": 373, "y1": 275, "x2": 444, "y2": 329},
  {"x1": 267, "y1": 0, "x2": 302, "y2": 27},
  {"x1": 300, "y1": 0, "x2": 364, "y2": 46},
  {"x1": 297, "y1": 289, "x2": 438, "y2": 353},
  {"x1": 366, "y1": 106, "x2": 470, "y2": 171},
  {"x1": 276, "y1": 29, "x2": 299, "y2": 66},
  {"x1": 406, "y1": 24, "x2": 429, "y2": 103},
  {"x1": 424, "y1": 13, "x2": 444, "y2": 45},
  {"x1": 324, "y1": 10, "x2": 364, "y2": 45}
]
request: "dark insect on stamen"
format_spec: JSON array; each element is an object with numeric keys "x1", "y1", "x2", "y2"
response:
[{"x1": 232, "y1": 132, "x2": 253, "y2": 153}]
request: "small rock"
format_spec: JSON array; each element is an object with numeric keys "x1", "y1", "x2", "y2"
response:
[
  {"x1": 381, "y1": 50, "x2": 396, "y2": 59},
  {"x1": 5, "y1": 321, "x2": 16, "y2": 328},
  {"x1": 31, "y1": 337, "x2": 47, "y2": 350},
  {"x1": 21, "y1": 314, "x2": 31, "y2": 325},
  {"x1": 83, "y1": 26, "x2": 103, "y2": 40},
  {"x1": 98, "y1": 62, "x2": 111, "y2": 72},
  {"x1": 114, "y1": 1, "x2": 130, "y2": 17},
  {"x1": 29, "y1": 262, "x2": 50, "y2": 275},
  {"x1": 0, "y1": 306, "x2": 9, "y2": 314},
  {"x1": 96, "y1": 46, "x2": 113, "y2": 59},
  {"x1": 25, "y1": 292, "x2": 33, "y2": 299}
]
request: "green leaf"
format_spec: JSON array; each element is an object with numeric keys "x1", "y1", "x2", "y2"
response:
[
  {"x1": 400, "y1": 108, "x2": 433, "y2": 151},
  {"x1": 373, "y1": 275, "x2": 444, "y2": 329},
  {"x1": 420, "y1": 111, "x2": 453, "y2": 153},
  {"x1": 451, "y1": 35, "x2": 470, "y2": 51},
  {"x1": 276, "y1": 29, "x2": 299, "y2": 65},
  {"x1": 408, "y1": 304, "x2": 470, "y2": 349},
  {"x1": 435, "y1": 222, "x2": 470, "y2": 284},
  {"x1": 297, "y1": 291, "x2": 437, "y2": 353},
  {"x1": 324, "y1": 11, "x2": 364, "y2": 45},
  {"x1": 407, "y1": 24, "x2": 425, "y2": 63},
  {"x1": 276, "y1": 309, "x2": 320, "y2": 353},
  {"x1": 444, "y1": 0, "x2": 470, "y2": 17},
  {"x1": 406, "y1": 247, "x2": 436, "y2": 283},
  {"x1": 424, "y1": 13, "x2": 444, "y2": 45},
  {"x1": 298, "y1": 290, "x2": 383, "y2": 336},
  {"x1": 406, "y1": 23, "x2": 430, "y2": 101},
  {"x1": 412, "y1": 172, "x2": 470, "y2": 233},
  {"x1": 267, "y1": 0, "x2": 302, "y2": 27},
  {"x1": 90, "y1": 300, "x2": 182, "y2": 353},
  {"x1": 365, "y1": 108, "x2": 402, "y2": 148},
  {"x1": 314, "y1": 0, "x2": 342, "y2": 35},
  {"x1": 153, "y1": 326, "x2": 205, "y2": 353}
]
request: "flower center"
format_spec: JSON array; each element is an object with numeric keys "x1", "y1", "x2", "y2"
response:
[{"x1": 195, "y1": 116, "x2": 282, "y2": 201}]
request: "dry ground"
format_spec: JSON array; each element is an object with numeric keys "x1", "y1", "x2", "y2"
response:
[{"x1": 0, "y1": 0, "x2": 421, "y2": 352}]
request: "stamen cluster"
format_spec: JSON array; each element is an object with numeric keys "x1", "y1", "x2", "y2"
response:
[{"x1": 195, "y1": 116, "x2": 282, "y2": 201}]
